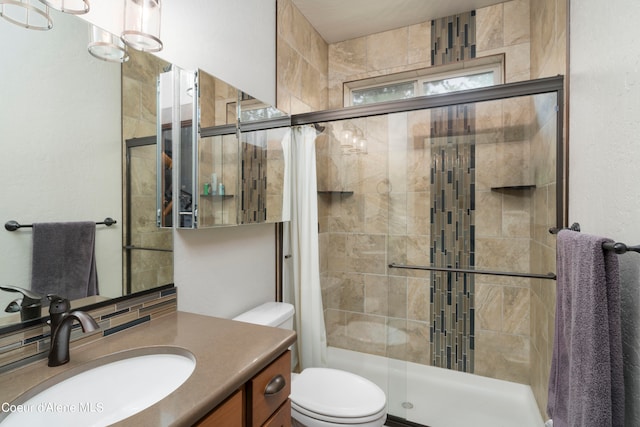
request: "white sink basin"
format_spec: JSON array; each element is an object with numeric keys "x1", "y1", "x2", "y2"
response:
[{"x1": 0, "y1": 346, "x2": 195, "y2": 427}]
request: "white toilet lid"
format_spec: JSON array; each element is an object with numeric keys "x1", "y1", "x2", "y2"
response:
[{"x1": 290, "y1": 368, "x2": 386, "y2": 418}]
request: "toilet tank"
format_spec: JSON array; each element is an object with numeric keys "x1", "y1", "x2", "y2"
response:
[{"x1": 233, "y1": 302, "x2": 295, "y2": 330}]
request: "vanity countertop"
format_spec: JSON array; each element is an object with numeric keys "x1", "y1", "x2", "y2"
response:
[{"x1": 0, "y1": 311, "x2": 297, "y2": 426}]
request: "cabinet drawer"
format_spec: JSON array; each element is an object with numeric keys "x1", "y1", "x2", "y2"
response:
[
  {"x1": 249, "y1": 351, "x2": 291, "y2": 427},
  {"x1": 263, "y1": 400, "x2": 291, "y2": 427},
  {"x1": 196, "y1": 387, "x2": 244, "y2": 427}
]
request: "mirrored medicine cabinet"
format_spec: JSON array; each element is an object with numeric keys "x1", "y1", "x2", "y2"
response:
[{"x1": 157, "y1": 68, "x2": 292, "y2": 229}]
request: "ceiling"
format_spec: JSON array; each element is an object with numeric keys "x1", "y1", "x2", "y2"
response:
[{"x1": 291, "y1": 0, "x2": 506, "y2": 44}]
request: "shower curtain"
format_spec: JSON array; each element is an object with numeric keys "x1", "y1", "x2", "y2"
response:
[{"x1": 283, "y1": 125, "x2": 327, "y2": 370}]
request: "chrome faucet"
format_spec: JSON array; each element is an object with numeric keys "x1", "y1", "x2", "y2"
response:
[{"x1": 47, "y1": 295, "x2": 100, "y2": 367}]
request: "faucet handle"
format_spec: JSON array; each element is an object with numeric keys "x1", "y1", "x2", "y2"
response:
[{"x1": 47, "y1": 294, "x2": 70, "y2": 315}]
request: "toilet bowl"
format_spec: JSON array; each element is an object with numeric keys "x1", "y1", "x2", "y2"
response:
[{"x1": 233, "y1": 302, "x2": 387, "y2": 427}]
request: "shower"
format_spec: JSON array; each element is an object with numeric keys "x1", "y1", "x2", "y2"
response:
[{"x1": 289, "y1": 76, "x2": 564, "y2": 426}]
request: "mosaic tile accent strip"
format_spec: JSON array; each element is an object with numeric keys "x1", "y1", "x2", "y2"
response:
[
  {"x1": 0, "y1": 287, "x2": 177, "y2": 374},
  {"x1": 430, "y1": 11, "x2": 476, "y2": 372},
  {"x1": 431, "y1": 11, "x2": 477, "y2": 66},
  {"x1": 241, "y1": 132, "x2": 268, "y2": 223},
  {"x1": 430, "y1": 105, "x2": 476, "y2": 373}
]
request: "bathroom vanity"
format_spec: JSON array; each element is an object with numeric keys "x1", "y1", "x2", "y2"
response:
[
  {"x1": 0, "y1": 312, "x2": 296, "y2": 426},
  {"x1": 197, "y1": 350, "x2": 292, "y2": 426}
]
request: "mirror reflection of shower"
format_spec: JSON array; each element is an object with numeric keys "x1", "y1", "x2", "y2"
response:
[{"x1": 333, "y1": 121, "x2": 368, "y2": 154}]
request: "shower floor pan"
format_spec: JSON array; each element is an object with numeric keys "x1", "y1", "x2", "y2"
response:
[{"x1": 327, "y1": 346, "x2": 544, "y2": 427}]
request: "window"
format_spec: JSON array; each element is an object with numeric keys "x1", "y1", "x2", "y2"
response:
[
  {"x1": 422, "y1": 71, "x2": 496, "y2": 95},
  {"x1": 352, "y1": 81, "x2": 415, "y2": 106},
  {"x1": 345, "y1": 57, "x2": 503, "y2": 107}
]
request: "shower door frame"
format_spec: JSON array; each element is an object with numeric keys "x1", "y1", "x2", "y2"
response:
[
  {"x1": 292, "y1": 75, "x2": 565, "y2": 229},
  {"x1": 124, "y1": 136, "x2": 174, "y2": 295}
]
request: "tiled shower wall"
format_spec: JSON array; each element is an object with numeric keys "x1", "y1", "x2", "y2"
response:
[
  {"x1": 317, "y1": 113, "x2": 432, "y2": 365},
  {"x1": 429, "y1": 12, "x2": 477, "y2": 372},
  {"x1": 429, "y1": 104, "x2": 476, "y2": 372},
  {"x1": 276, "y1": 0, "x2": 329, "y2": 113},
  {"x1": 318, "y1": 0, "x2": 536, "y2": 381}
]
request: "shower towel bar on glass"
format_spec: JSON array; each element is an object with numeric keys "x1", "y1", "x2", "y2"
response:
[
  {"x1": 549, "y1": 223, "x2": 640, "y2": 255},
  {"x1": 4, "y1": 217, "x2": 117, "y2": 232},
  {"x1": 388, "y1": 263, "x2": 557, "y2": 280}
]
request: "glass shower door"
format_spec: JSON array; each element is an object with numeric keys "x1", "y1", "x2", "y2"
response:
[
  {"x1": 383, "y1": 91, "x2": 561, "y2": 425},
  {"x1": 383, "y1": 110, "x2": 432, "y2": 423},
  {"x1": 314, "y1": 80, "x2": 562, "y2": 427}
]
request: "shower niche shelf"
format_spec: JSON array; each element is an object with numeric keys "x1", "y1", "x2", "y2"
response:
[
  {"x1": 490, "y1": 185, "x2": 536, "y2": 191},
  {"x1": 200, "y1": 194, "x2": 235, "y2": 199},
  {"x1": 317, "y1": 191, "x2": 354, "y2": 196}
]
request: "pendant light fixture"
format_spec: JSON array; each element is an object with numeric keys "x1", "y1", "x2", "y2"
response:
[
  {"x1": 38, "y1": 0, "x2": 88, "y2": 15},
  {"x1": 0, "y1": 0, "x2": 53, "y2": 30},
  {"x1": 88, "y1": 24, "x2": 129, "y2": 63},
  {"x1": 121, "y1": 0, "x2": 163, "y2": 52}
]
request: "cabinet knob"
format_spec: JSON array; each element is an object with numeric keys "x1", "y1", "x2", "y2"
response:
[{"x1": 264, "y1": 374, "x2": 286, "y2": 396}]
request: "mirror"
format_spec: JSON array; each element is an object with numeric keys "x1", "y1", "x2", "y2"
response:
[
  {"x1": 0, "y1": 9, "x2": 172, "y2": 328},
  {"x1": 196, "y1": 69, "x2": 240, "y2": 227},
  {"x1": 238, "y1": 93, "x2": 291, "y2": 225},
  {"x1": 157, "y1": 67, "x2": 198, "y2": 228},
  {"x1": 165, "y1": 70, "x2": 292, "y2": 229}
]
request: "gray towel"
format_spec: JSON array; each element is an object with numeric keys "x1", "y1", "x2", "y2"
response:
[
  {"x1": 31, "y1": 222, "x2": 99, "y2": 301},
  {"x1": 548, "y1": 230, "x2": 624, "y2": 427}
]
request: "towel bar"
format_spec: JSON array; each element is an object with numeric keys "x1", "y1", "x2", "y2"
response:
[
  {"x1": 549, "y1": 222, "x2": 640, "y2": 254},
  {"x1": 388, "y1": 263, "x2": 557, "y2": 280},
  {"x1": 4, "y1": 218, "x2": 117, "y2": 232}
]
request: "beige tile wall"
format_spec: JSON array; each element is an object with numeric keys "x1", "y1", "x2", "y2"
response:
[
  {"x1": 276, "y1": 0, "x2": 328, "y2": 114},
  {"x1": 320, "y1": 0, "x2": 536, "y2": 379},
  {"x1": 474, "y1": 94, "x2": 534, "y2": 384}
]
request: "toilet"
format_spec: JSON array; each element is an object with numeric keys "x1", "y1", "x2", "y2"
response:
[{"x1": 234, "y1": 302, "x2": 387, "y2": 427}]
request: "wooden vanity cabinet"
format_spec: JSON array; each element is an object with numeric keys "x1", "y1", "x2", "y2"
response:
[
  {"x1": 196, "y1": 351, "x2": 291, "y2": 427},
  {"x1": 196, "y1": 388, "x2": 245, "y2": 427},
  {"x1": 247, "y1": 351, "x2": 291, "y2": 427}
]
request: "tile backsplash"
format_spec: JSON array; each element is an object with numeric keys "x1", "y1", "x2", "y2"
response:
[{"x1": 0, "y1": 286, "x2": 176, "y2": 374}]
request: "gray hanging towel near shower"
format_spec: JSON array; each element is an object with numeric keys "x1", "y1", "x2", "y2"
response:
[
  {"x1": 547, "y1": 230, "x2": 624, "y2": 427},
  {"x1": 31, "y1": 222, "x2": 99, "y2": 301}
]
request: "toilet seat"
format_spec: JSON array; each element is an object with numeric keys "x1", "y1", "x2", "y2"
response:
[
  {"x1": 290, "y1": 368, "x2": 386, "y2": 425},
  {"x1": 291, "y1": 401, "x2": 387, "y2": 425}
]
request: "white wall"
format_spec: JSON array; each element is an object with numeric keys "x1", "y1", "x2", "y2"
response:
[
  {"x1": 570, "y1": 1, "x2": 640, "y2": 424},
  {"x1": 80, "y1": 0, "x2": 276, "y2": 105},
  {"x1": 175, "y1": 223, "x2": 277, "y2": 319},
  {"x1": 77, "y1": 0, "x2": 280, "y2": 319},
  {"x1": 0, "y1": 10, "x2": 122, "y2": 308}
]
